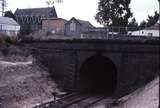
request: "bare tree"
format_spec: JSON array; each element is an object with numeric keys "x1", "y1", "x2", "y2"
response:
[
  {"x1": 46, "y1": 0, "x2": 62, "y2": 7},
  {"x1": 46, "y1": 0, "x2": 54, "y2": 7}
]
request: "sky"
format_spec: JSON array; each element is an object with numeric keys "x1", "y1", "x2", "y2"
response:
[{"x1": 1, "y1": 0, "x2": 159, "y2": 27}]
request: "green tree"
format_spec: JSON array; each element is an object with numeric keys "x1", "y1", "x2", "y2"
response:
[
  {"x1": 20, "y1": 23, "x2": 32, "y2": 35},
  {"x1": 139, "y1": 11, "x2": 159, "y2": 28},
  {"x1": 4, "y1": 10, "x2": 16, "y2": 21},
  {"x1": 146, "y1": 11, "x2": 159, "y2": 27},
  {"x1": 128, "y1": 17, "x2": 138, "y2": 31},
  {"x1": 139, "y1": 20, "x2": 147, "y2": 28},
  {"x1": 95, "y1": 0, "x2": 132, "y2": 27}
]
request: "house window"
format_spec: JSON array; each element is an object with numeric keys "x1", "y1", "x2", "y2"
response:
[{"x1": 70, "y1": 20, "x2": 76, "y2": 32}]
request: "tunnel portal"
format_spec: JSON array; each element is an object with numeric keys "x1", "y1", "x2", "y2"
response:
[{"x1": 79, "y1": 55, "x2": 117, "y2": 95}]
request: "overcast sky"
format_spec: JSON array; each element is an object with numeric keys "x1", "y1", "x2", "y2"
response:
[{"x1": 3, "y1": 0, "x2": 160, "y2": 26}]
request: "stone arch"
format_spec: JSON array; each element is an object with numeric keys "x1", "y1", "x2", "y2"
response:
[{"x1": 79, "y1": 54, "x2": 117, "y2": 95}]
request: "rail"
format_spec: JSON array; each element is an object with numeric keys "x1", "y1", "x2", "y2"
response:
[
  {"x1": 32, "y1": 93, "x2": 115, "y2": 108},
  {"x1": 83, "y1": 26, "x2": 159, "y2": 37}
]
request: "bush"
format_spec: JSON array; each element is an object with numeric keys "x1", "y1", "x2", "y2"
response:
[
  {"x1": 0, "y1": 34, "x2": 18, "y2": 45},
  {"x1": 0, "y1": 34, "x2": 19, "y2": 56},
  {"x1": 1, "y1": 46, "x2": 9, "y2": 55},
  {"x1": 0, "y1": 34, "x2": 6, "y2": 44}
]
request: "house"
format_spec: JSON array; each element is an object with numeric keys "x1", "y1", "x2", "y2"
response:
[
  {"x1": 42, "y1": 18, "x2": 67, "y2": 35},
  {"x1": 65, "y1": 17, "x2": 93, "y2": 36},
  {"x1": 14, "y1": 7, "x2": 57, "y2": 34},
  {"x1": 0, "y1": 16, "x2": 20, "y2": 36},
  {"x1": 128, "y1": 23, "x2": 159, "y2": 37}
]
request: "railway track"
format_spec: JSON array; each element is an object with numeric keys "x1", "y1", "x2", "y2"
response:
[{"x1": 33, "y1": 92, "x2": 115, "y2": 108}]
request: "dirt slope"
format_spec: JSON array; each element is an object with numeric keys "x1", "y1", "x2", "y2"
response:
[
  {"x1": 0, "y1": 57, "x2": 57, "y2": 108},
  {"x1": 114, "y1": 77, "x2": 159, "y2": 108}
]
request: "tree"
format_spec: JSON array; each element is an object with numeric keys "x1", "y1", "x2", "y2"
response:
[
  {"x1": 139, "y1": 20, "x2": 147, "y2": 28},
  {"x1": 95, "y1": 0, "x2": 132, "y2": 27},
  {"x1": 4, "y1": 10, "x2": 16, "y2": 21},
  {"x1": 146, "y1": 11, "x2": 159, "y2": 27},
  {"x1": 128, "y1": 17, "x2": 138, "y2": 31},
  {"x1": 139, "y1": 11, "x2": 159, "y2": 28},
  {"x1": 20, "y1": 23, "x2": 32, "y2": 35},
  {"x1": 46, "y1": 0, "x2": 62, "y2": 7},
  {"x1": 46, "y1": 0, "x2": 54, "y2": 7}
]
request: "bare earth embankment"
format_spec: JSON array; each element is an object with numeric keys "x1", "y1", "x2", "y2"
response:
[
  {"x1": 0, "y1": 47, "x2": 58, "y2": 108},
  {"x1": 112, "y1": 77, "x2": 159, "y2": 108}
]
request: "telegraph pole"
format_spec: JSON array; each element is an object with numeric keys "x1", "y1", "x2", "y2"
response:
[
  {"x1": 0, "y1": 0, "x2": 6, "y2": 16},
  {"x1": 2, "y1": 0, "x2": 4, "y2": 16}
]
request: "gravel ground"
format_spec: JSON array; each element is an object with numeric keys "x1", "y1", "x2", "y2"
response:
[{"x1": 0, "y1": 56, "x2": 58, "y2": 108}]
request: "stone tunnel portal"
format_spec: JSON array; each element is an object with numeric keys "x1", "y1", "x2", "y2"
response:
[{"x1": 80, "y1": 55, "x2": 117, "y2": 95}]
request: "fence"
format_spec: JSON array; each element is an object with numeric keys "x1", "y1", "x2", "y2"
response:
[{"x1": 83, "y1": 26, "x2": 159, "y2": 37}]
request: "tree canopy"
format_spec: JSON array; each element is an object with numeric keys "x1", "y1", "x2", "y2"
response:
[
  {"x1": 127, "y1": 17, "x2": 138, "y2": 31},
  {"x1": 139, "y1": 11, "x2": 159, "y2": 28},
  {"x1": 95, "y1": 0, "x2": 132, "y2": 27},
  {"x1": 4, "y1": 10, "x2": 16, "y2": 21}
]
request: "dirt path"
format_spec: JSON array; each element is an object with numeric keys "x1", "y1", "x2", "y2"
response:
[{"x1": 0, "y1": 60, "x2": 32, "y2": 66}]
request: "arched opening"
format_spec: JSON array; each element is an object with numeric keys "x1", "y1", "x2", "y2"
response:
[{"x1": 80, "y1": 55, "x2": 117, "y2": 95}]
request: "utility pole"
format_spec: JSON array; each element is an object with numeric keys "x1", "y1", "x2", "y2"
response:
[
  {"x1": 0, "y1": 0, "x2": 6, "y2": 16},
  {"x1": 2, "y1": 0, "x2": 4, "y2": 16}
]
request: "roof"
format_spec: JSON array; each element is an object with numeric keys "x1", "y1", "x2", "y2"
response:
[
  {"x1": 68, "y1": 17, "x2": 93, "y2": 28},
  {"x1": 146, "y1": 21, "x2": 159, "y2": 30},
  {"x1": 42, "y1": 18, "x2": 67, "y2": 22},
  {"x1": 0, "y1": 16, "x2": 19, "y2": 26},
  {"x1": 14, "y1": 7, "x2": 57, "y2": 17},
  {"x1": 77, "y1": 19, "x2": 93, "y2": 28}
]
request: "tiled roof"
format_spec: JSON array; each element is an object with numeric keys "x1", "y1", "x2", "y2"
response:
[
  {"x1": 14, "y1": 7, "x2": 57, "y2": 17},
  {"x1": 68, "y1": 17, "x2": 93, "y2": 28},
  {"x1": 42, "y1": 18, "x2": 67, "y2": 22},
  {"x1": 0, "y1": 16, "x2": 19, "y2": 26},
  {"x1": 76, "y1": 19, "x2": 93, "y2": 28}
]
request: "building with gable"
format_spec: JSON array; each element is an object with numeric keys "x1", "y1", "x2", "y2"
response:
[
  {"x1": 65, "y1": 17, "x2": 94, "y2": 36},
  {"x1": 128, "y1": 22, "x2": 159, "y2": 37},
  {"x1": 14, "y1": 7, "x2": 57, "y2": 34},
  {"x1": 0, "y1": 16, "x2": 20, "y2": 36}
]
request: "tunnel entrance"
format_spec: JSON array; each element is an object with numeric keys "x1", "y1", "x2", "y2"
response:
[{"x1": 79, "y1": 55, "x2": 117, "y2": 95}]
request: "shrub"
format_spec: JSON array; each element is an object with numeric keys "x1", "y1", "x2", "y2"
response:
[{"x1": 0, "y1": 34, "x2": 18, "y2": 45}]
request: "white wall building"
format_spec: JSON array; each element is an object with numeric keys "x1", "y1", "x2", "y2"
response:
[
  {"x1": 128, "y1": 23, "x2": 159, "y2": 37},
  {"x1": 128, "y1": 29, "x2": 159, "y2": 37},
  {"x1": 0, "y1": 16, "x2": 20, "y2": 36}
]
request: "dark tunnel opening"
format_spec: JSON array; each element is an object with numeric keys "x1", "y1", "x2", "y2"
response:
[{"x1": 80, "y1": 55, "x2": 117, "y2": 95}]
